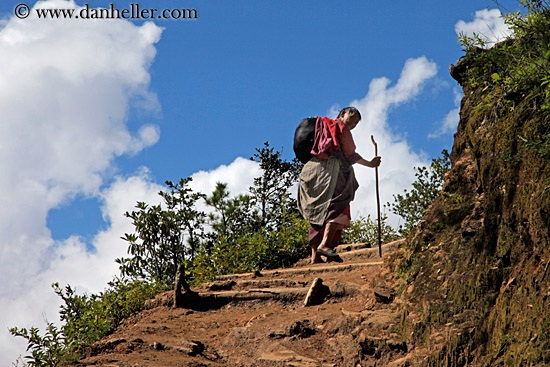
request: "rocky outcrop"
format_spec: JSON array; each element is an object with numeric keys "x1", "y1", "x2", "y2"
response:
[{"x1": 398, "y1": 45, "x2": 550, "y2": 365}]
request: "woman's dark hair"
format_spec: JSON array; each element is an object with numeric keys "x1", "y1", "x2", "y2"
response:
[{"x1": 337, "y1": 106, "x2": 361, "y2": 120}]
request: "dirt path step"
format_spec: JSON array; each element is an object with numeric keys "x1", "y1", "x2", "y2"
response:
[
  {"x1": 75, "y1": 239, "x2": 407, "y2": 367},
  {"x1": 199, "y1": 286, "x2": 309, "y2": 302},
  {"x1": 337, "y1": 239, "x2": 404, "y2": 259},
  {"x1": 204, "y1": 278, "x2": 310, "y2": 291},
  {"x1": 215, "y1": 260, "x2": 384, "y2": 281},
  {"x1": 292, "y1": 239, "x2": 405, "y2": 267},
  {"x1": 213, "y1": 239, "x2": 404, "y2": 282}
]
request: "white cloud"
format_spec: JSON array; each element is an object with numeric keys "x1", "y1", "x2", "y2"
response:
[
  {"x1": 428, "y1": 87, "x2": 462, "y2": 139},
  {"x1": 429, "y1": 107, "x2": 460, "y2": 139},
  {"x1": 345, "y1": 56, "x2": 438, "y2": 228},
  {"x1": 455, "y1": 8, "x2": 512, "y2": 47},
  {"x1": 131, "y1": 124, "x2": 162, "y2": 154},
  {"x1": 190, "y1": 157, "x2": 261, "y2": 197},
  {"x1": 0, "y1": 0, "x2": 163, "y2": 363}
]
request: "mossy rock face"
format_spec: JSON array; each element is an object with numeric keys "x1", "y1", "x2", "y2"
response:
[{"x1": 397, "y1": 13, "x2": 550, "y2": 365}]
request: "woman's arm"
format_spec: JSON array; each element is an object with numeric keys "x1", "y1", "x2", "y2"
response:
[
  {"x1": 355, "y1": 156, "x2": 381, "y2": 168},
  {"x1": 337, "y1": 121, "x2": 381, "y2": 167}
]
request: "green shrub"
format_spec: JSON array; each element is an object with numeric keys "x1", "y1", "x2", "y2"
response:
[
  {"x1": 190, "y1": 208, "x2": 309, "y2": 282},
  {"x1": 458, "y1": 1, "x2": 550, "y2": 110},
  {"x1": 9, "y1": 322, "x2": 76, "y2": 367},
  {"x1": 387, "y1": 150, "x2": 450, "y2": 236},
  {"x1": 55, "y1": 280, "x2": 169, "y2": 349},
  {"x1": 342, "y1": 214, "x2": 400, "y2": 245},
  {"x1": 10, "y1": 280, "x2": 169, "y2": 366}
]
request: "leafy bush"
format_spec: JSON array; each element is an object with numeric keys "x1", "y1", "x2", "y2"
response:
[
  {"x1": 10, "y1": 280, "x2": 169, "y2": 366},
  {"x1": 190, "y1": 192, "x2": 308, "y2": 282},
  {"x1": 55, "y1": 280, "x2": 169, "y2": 349},
  {"x1": 9, "y1": 322, "x2": 75, "y2": 367},
  {"x1": 341, "y1": 214, "x2": 400, "y2": 245},
  {"x1": 387, "y1": 150, "x2": 450, "y2": 236},
  {"x1": 458, "y1": 1, "x2": 550, "y2": 110}
]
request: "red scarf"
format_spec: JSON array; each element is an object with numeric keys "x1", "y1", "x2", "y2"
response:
[{"x1": 310, "y1": 117, "x2": 342, "y2": 160}]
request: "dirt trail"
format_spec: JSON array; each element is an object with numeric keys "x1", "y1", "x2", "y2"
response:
[{"x1": 74, "y1": 240, "x2": 421, "y2": 367}]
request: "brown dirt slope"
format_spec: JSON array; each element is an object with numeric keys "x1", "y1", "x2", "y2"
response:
[{"x1": 72, "y1": 240, "x2": 422, "y2": 367}]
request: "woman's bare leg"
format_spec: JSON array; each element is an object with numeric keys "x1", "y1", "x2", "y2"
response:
[
  {"x1": 309, "y1": 234, "x2": 323, "y2": 264},
  {"x1": 317, "y1": 222, "x2": 339, "y2": 252}
]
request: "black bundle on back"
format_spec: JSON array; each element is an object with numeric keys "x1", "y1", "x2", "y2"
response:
[{"x1": 293, "y1": 117, "x2": 317, "y2": 164}]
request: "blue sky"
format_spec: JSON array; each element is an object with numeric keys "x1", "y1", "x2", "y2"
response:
[
  {"x1": 46, "y1": 0, "x2": 514, "y2": 238},
  {"x1": 0, "y1": 0, "x2": 519, "y2": 363}
]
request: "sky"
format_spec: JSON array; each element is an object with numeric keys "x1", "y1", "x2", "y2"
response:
[{"x1": 0, "y1": 0, "x2": 519, "y2": 363}]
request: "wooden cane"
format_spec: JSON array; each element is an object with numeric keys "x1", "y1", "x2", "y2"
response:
[{"x1": 371, "y1": 136, "x2": 382, "y2": 258}]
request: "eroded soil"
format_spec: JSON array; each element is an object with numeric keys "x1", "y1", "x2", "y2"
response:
[{"x1": 73, "y1": 240, "x2": 424, "y2": 367}]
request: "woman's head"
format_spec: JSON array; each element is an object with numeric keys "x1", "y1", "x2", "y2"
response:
[{"x1": 337, "y1": 107, "x2": 361, "y2": 130}]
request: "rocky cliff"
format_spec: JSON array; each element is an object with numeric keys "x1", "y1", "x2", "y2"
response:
[{"x1": 399, "y1": 35, "x2": 550, "y2": 364}]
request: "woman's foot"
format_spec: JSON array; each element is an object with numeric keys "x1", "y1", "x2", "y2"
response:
[
  {"x1": 316, "y1": 248, "x2": 343, "y2": 263},
  {"x1": 310, "y1": 244, "x2": 323, "y2": 264},
  {"x1": 326, "y1": 254, "x2": 343, "y2": 263},
  {"x1": 310, "y1": 258, "x2": 325, "y2": 264}
]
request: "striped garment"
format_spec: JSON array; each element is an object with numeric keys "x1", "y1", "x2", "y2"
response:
[
  {"x1": 297, "y1": 156, "x2": 341, "y2": 225},
  {"x1": 298, "y1": 154, "x2": 359, "y2": 227}
]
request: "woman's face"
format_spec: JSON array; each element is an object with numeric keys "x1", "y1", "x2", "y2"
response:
[{"x1": 342, "y1": 111, "x2": 360, "y2": 130}]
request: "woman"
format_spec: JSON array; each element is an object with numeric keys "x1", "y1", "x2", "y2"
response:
[{"x1": 297, "y1": 107, "x2": 381, "y2": 264}]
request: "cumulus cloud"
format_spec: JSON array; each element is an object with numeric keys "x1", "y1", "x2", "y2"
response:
[
  {"x1": 345, "y1": 56, "x2": 438, "y2": 227},
  {"x1": 429, "y1": 86, "x2": 462, "y2": 139},
  {"x1": 0, "y1": 0, "x2": 163, "y2": 363},
  {"x1": 190, "y1": 157, "x2": 261, "y2": 198},
  {"x1": 429, "y1": 108, "x2": 460, "y2": 139},
  {"x1": 455, "y1": 8, "x2": 512, "y2": 46}
]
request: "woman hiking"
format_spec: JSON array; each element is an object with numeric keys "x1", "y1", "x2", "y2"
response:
[{"x1": 297, "y1": 107, "x2": 381, "y2": 264}]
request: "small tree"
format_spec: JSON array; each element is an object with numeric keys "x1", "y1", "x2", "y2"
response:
[
  {"x1": 388, "y1": 150, "x2": 451, "y2": 236},
  {"x1": 205, "y1": 182, "x2": 254, "y2": 239},
  {"x1": 342, "y1": 214, "x2": 399, "y2": 245},
  {"x1": 249, "y1": 142, "x2": 302, "y2": 231},
  {"x1": 198, "y1": 182, "x2": 256, "y2": 276},
  {"x1": 117, "y1": 177, "x2": 206, "y2": 285},
  {"x1": 161, "y1": 178, "x2": 207, "y2": 262}
]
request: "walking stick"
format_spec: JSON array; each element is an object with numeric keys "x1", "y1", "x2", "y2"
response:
[{"x1": 371, "y1": 136, "x2": 382, "y2": 258}]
